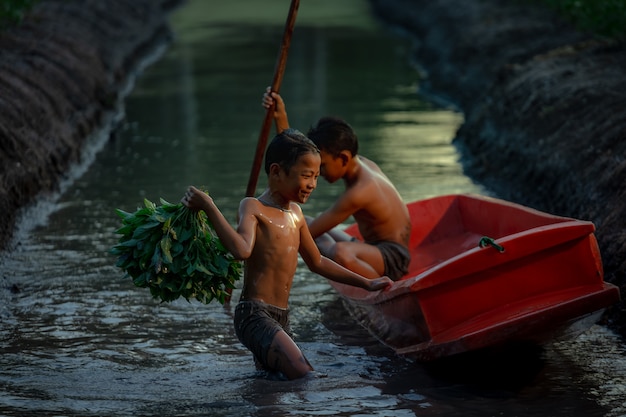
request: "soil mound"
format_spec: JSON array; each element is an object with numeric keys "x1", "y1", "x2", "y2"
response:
[{"x1": 0, "y1": 0, "x2": 182, "y2": 252}]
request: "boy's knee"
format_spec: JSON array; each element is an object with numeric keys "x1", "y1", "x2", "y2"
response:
[
  {"x1": 278, "y1": 352, "x2": 314, "y2": 380},
  {"x1": 332, "y1": 243, "x2": 355, "y2": 267},
  {"x1": 269, "y1": 331, "x2": 314, "y2": 380},
  {"x1": 315, "y1": 235, "x2": 337, "y2": 258}
]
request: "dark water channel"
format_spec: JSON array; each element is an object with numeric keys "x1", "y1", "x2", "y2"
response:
[{"x1": 2, "y1": 1, "x2": 626, "y2": 416}]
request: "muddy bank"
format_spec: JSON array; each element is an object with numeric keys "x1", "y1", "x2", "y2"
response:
[
  {"x1": 369, "y1": 0, "x2": 626, "y2": 333},
  {"x1": 0, "y1": 0, "x2": 183, "y2": 253}
]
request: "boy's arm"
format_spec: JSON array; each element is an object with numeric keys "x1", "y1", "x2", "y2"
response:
[
  {"x1": 262, "y1": 87, "x2": 290, "y2": 133},
  {"x1": 307, "y1": 191, "x2": 359, "y2": 239},
  {"x1": 297, "y1": 208, "x2": 391, "y2": 291},
  {"x1": 182, "y1": 186, "x2": 256, "y2": 260}
]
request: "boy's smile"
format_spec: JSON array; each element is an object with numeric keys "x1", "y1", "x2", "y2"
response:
[{"x1": 279, "y1": 152, "x2": 320, "y2": 204}]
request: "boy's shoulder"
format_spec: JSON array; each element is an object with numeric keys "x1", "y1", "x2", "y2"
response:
[
  {"x1": 359, "y1": 156, "x2": 384, "y2": 175},
  {"x1": 240, "y1": 196, "x2": 259, "y2": 207},
  {"x1": 345, "y1": 158, "x2": 396, "y2": 202},
  {"x1": 239, "y1": 196, "x2": 264, "y2": 214}
]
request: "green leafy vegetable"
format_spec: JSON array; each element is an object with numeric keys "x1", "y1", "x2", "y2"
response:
[{"x1": 110, "y1": 198, "x2": 242, "y2": 304}]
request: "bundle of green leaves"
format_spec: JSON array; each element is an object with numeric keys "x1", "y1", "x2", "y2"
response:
[{"x1": 111, "y1": 198, "x2": 242, "y2": 304}]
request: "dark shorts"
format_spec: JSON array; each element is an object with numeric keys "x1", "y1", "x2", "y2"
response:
[
  {"x1": 370, "y1": 240, "x2": 410, "y2": 281},
  {"x1": 234, "y1": 300, "x2": 291, "y2": 370}
]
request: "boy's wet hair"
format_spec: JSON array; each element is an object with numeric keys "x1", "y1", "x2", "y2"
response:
[
  {"x1": 307, "y1": 116, "x2": 358, "y2": 157},
  {"x1": 264, "y1": 128, "x2": 320, "y2": 174}
]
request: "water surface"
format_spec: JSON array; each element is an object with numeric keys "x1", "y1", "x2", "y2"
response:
[{"x1": 1, "y1": 1, "x2": 625, "y2": 416}]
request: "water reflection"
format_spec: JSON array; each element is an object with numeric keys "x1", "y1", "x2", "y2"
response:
[{"x1": 0, "y1": 1, "x2": 621, "y2": 416}]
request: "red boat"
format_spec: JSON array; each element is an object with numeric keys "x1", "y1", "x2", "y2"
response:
[{"x1": 328, "y1": 194, "x2": 620, "y2": 360}]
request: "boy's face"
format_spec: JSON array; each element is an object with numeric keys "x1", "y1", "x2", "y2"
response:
[
  {"x1": 278, "y1": 152, "x2": 320, "y2": 204},
  {"x1": 318, "y1": 150, "x2": 344, "y2": 183}
]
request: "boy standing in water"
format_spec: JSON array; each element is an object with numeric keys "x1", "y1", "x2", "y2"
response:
[
  {"x1": 262, "y1": 89, "x2": 411, "y2": 281},
  {"x1": 181, "y1": 129, "x2": 391, "y2": 380}
]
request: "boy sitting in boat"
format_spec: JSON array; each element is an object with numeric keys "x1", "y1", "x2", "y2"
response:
[
  {"x1": 181, "y1": 129, "x2": 391, "y2": 380},
  {"x1": 262, "y1": 89, "x2": 411, "y2": 281}
]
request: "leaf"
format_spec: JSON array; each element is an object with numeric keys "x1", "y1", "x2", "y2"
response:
[
  {"x1": 133, "y1": 271, "x2": 151, "y2": 287},
  {"x1": 160, "y1": 236, "x2": 173, "y2": 264},
  {"x1": 194, "y1": 262, "x2": 212, "y2": 276},
  {"x1": 170, "y1": 241, "x2": 184, "y2": 257},
  {"x1": 132, "y1": 207, "x2": 154, "y2": 219},
  {"x1": 116, "y1": 238, "x2": 140, "y2": 248},
  {"x1": 115, "y1": 208, "x2": 134, "y2": 220},
  {"x1": 177, "y1": 227, "x2": 193, "y2": 243},
  {"x1": 151, "y1": 246, "x2": 162, "y2": 274},
  {"x1": 114, "y1": 252, "x2": 130, "y2": 267},
  {"x1": 143, "y1": 198, "x2": 156, "y2": 211},
  {"x1": 114, "y1": 223, "x2": 137, "y2": 236},
  {"x1": 132, "y1": 221, "x2": 161, "y2": 239}
]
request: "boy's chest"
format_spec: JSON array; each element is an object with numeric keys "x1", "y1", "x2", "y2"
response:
[{"x1": 257, "y1": 211, "x2": 299, "y2": 242}]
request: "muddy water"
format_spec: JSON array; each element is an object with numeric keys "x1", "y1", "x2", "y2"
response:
[{"x1": 1, "y1": 1, "x2": 625, "y2": 416}]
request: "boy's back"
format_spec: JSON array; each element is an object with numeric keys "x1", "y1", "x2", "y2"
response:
[{"x1": 344, "y1": 156, "x2": 410, "y2": 246}]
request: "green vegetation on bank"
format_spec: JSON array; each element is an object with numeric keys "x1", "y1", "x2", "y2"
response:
[
  {"x1": 0, "y1": 0, "x2": 38, "y2": 28},
  {"x1": 537, "y1": 0, "x2": 626, "y2": 39}
]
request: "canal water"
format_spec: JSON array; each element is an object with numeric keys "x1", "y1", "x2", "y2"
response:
[{"x1": 2, "y1": 1, "x2": 626, "y2": 416}]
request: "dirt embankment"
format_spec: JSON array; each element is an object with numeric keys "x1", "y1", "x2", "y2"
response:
[
  {"x1": 369, "y1": 0, "x2": 626, "y2": 334},
  {"x1": 0, "y1": 0, "x2": 183, "y2": 252}
]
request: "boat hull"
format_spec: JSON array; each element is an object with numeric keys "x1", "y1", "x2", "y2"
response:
[{"x1": 329, "y1": 194, "x2": 620, "y2": 360}]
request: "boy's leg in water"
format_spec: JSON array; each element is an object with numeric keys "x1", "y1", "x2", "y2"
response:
[{"x1": 267, "y1": 330, "x2": 314, "y2": 380}]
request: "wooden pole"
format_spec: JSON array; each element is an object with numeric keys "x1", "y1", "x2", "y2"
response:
[{"x1": 245, "y1": 0, "x2": 300, "y2": 197}]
